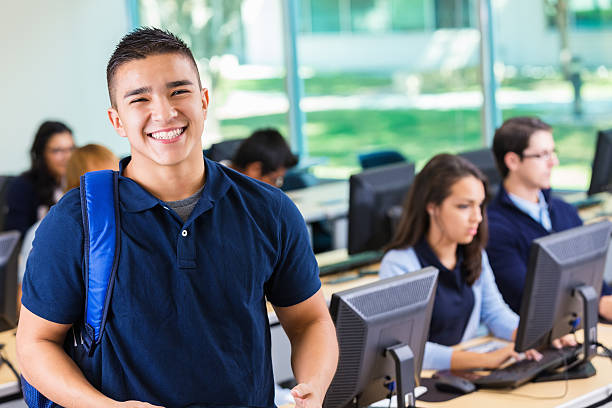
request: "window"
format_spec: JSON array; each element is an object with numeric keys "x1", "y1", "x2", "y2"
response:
[
  {"x1": 434, "y1": 0, "x2": 473, "y2": 28},
  {"x1": 300, "y1": 0, "x2": 428, "y2": 33}
]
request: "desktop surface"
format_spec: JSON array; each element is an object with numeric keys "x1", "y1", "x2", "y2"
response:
[{"x1": 418, "y1": 324, "x2": 612, "y2": 408}]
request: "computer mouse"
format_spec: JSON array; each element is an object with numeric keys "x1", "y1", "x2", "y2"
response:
[{"x1": 434, "y1": 375, "x2": 476, "y2": 394}]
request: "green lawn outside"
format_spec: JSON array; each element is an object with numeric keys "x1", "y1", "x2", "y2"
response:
[
  {"x1": 217, "y1": 72, "x2": 612, "y2": 189},
  {"x1": 219, "y1": 108, "x2": 602, "y2": 189}
]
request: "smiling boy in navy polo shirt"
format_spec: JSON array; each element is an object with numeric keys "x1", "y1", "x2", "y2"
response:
[
  {"x1": 486, "y1": 116, "x2": 612, "y2": 320},
  {"x1": 16, "y1": 28, "x2": 338, "y2": 408}
]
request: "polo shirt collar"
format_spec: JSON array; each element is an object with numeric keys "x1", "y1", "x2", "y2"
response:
[{"x1": 118, "y1": 154, "x2": 231, "y2": 214}]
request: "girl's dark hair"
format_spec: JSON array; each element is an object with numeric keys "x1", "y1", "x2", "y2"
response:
[
  {"x1": 385, "y1": 153, "x2": 489, "y2": 285},
  {"x1": 23, "y1": 121, "x2": 73, "y2": 208}
]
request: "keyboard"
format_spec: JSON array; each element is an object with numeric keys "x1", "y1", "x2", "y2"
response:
[{"x1": 473, "y1": 345, "x2": 581, "y2": 389}]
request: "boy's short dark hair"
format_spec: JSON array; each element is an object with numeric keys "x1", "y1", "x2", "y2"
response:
[
  {"x1": 492, "y1": 116, "x2": 552, "y2": 178},
  {"x1": 232, "y1": 128, "x2": 298, "y2": 175},
  {"x1": 106, "y1": 27, "x2": 201, "y2": 107}
]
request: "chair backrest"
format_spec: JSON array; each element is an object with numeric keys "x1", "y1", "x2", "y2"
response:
[
  {"x1": 358, "y1": 150, "x2": 406, "y2": 170},
  {"x1": 457, "y1": 148, "x2": 502, "y2": 188},
  {"x1": 206, "y1": 139, "x2": 245, "y2": 162}
]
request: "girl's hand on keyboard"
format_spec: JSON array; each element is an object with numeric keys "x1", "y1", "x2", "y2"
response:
[
  {"x1": 480, "y1": 343, "x2": 520, "y2": 369},
  {"x1": 523, "y1": 348, "x2": 543, "y2": 361}
]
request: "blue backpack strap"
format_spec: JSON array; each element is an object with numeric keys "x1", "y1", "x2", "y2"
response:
[
  {"x1": 79, "y1": 169, "x2": 121, "y2": 354},
  {"x1": 21, "y1": 170, "x2": 120, "y2": 407}
]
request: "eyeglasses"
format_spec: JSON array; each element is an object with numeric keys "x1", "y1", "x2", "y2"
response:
[
  {"x1": 46, "y1": 146, "x2": 76, "y2": 156},
  {"x1": 521, "y1": 149, "x2": 557, "y2": 161}
]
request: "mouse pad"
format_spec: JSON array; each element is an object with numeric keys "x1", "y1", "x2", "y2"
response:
[{"x1": 417, "y1": 378, "x2": 467, "y2": 403}]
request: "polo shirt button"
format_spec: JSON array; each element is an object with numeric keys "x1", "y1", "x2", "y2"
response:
[{"x1": 181, "y1": 229, "x2": 188, "y2": 237}]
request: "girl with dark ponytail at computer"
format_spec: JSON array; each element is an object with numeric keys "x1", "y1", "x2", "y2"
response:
[{"x1": 380, "y1": 153, "x2": 563, "y2": 371}]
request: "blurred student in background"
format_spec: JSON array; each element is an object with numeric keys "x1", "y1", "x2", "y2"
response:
[
  {"x1": 4, "y1": 121, "x2": 75, "y2": 235},
  {"x1": 486, "y1": 117, "x2": 612, "y2": 320},
  {"x1": 379, "y1": 154, "x2": 558, "y2": 371},
  {"x1": 17, "y1": 144, "x2": 119, "y2": 310},
  {"x1": 231, "y1": 128, "x2": 298, "y2": 188}
]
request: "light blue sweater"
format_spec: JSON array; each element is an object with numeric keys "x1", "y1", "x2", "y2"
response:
[{"x1": 380, "y1": 248, "x2": 519, "y2": 370}]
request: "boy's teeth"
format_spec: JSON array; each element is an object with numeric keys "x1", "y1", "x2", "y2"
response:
[{"x1": 149, "y1": 128, "x2": 184, "y2": 140}]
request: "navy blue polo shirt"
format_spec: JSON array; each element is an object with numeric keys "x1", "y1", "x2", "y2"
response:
[
  {"x1": 22, "y1": 156, "x2": 321, "y2": 407},
  {"x1": 413, "y1": 239, "x2": 475, "y2": 346}
]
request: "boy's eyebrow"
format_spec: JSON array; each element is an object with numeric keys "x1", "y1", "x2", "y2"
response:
[
  {"x1": 124, "y1": 86, "x2": 152, "y2": 99},
  {"x1": 167, "y1": 80, "x2": 194, "y2": 88},
  {"x1": 123, "y1": 80, "x2": 194, "y2": 99}
]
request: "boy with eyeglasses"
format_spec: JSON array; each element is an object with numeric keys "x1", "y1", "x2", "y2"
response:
[{"x1": 486, "y1": 116, "x2": 612, "y2": 319}]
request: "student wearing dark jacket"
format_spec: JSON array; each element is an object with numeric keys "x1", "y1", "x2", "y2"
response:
[
  {"x1": 4, "y1": 121, "x2": 75, "y2": 235},
  {"x1": 486, "y1": 117, "x2": 612, "y2": 319}
]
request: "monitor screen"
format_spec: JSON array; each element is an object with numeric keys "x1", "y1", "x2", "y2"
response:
[
  {"x1": 515, "y1": 221, "x2": 612, "y2": 358},
  {"x1": 324, "y1": 267, "x2": 438, "y2": 408},
  {"x1": 587, "y1": 129, "x2": 612, "y2": 196},
  {"x1": 348, "y1": 162, "x2": 415, "y2": 255},
  {"x1": 0, "y1": 230, "x2": 20, "y2": 330}
]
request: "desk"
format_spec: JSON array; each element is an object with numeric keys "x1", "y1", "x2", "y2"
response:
[
  {"x1": 572, "y1": 191, "x2": 612, "y2": 222},
  {"x1": 418, "y1": 324, "x2": 612, "y2": 407},
  {"x1": 285, "y1": 181, "x2": 349, "y2": 249},
  {"x1": 0, "y1": 329, "x2": 20, "y2": 399}
]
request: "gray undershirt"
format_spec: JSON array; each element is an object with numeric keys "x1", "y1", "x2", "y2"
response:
[{"x1": 165, "y1": 185, "x2": 205, "y2": 223}]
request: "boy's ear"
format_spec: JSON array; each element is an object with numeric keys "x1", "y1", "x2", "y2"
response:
[
  {"x1": 108, "y1": 108, "x2": 127, "y2": 138},
  {"x1": 504, "y1": 151, "x2": 521, "y2": 173}
]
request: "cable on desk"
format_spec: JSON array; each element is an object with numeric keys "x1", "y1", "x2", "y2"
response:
[{"x1": 595, "y1": 342, "x2": 612, "y2": 361}]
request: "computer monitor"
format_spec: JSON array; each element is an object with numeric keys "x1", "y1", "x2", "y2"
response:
[
  {"x1": 457, "y1": 148, "x2": 501, "y2": 196},
  {"x1": 515, "y1": 220, "x2": 612, "y2": 376},
  {"x1": 0, "y1": 230, "x2": 20, "y2": 331},
  {"x1": 348, "y1": 162, "x2": 415, "y2": 255},
  {"x1": 324, "y1": 267, "x2": 438, "y2": 408},
  {"x1": 587, "y1": 129, "x2": 612, "y2": 196}
]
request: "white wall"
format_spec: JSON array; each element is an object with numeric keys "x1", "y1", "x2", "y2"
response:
[{"x1": 0, "y1": 1, "x2": 131, "y2": 175}]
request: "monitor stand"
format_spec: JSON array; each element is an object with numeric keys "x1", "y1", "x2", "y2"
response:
[
  {"x1": 535, "y1": 284, "x2": 599, "y2": 383},
  {"x1": 385, "y1": 344, "x2": 416, "y2": 408}
]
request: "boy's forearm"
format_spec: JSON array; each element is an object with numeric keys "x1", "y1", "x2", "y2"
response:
[
  {"x1": 290, "y1": 318, "x2": 339, "y2": 402},
  {"x1": 18, "y1": 339, "x2": 116, "y2": 408}
]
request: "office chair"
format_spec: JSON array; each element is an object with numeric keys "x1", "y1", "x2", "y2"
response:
[
  {"x1": 457, "y1": 148, "x2": 501, "y2": 196},
  {"x1": 358, "y1": 150, "x2": 406, "y2": 170}
]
